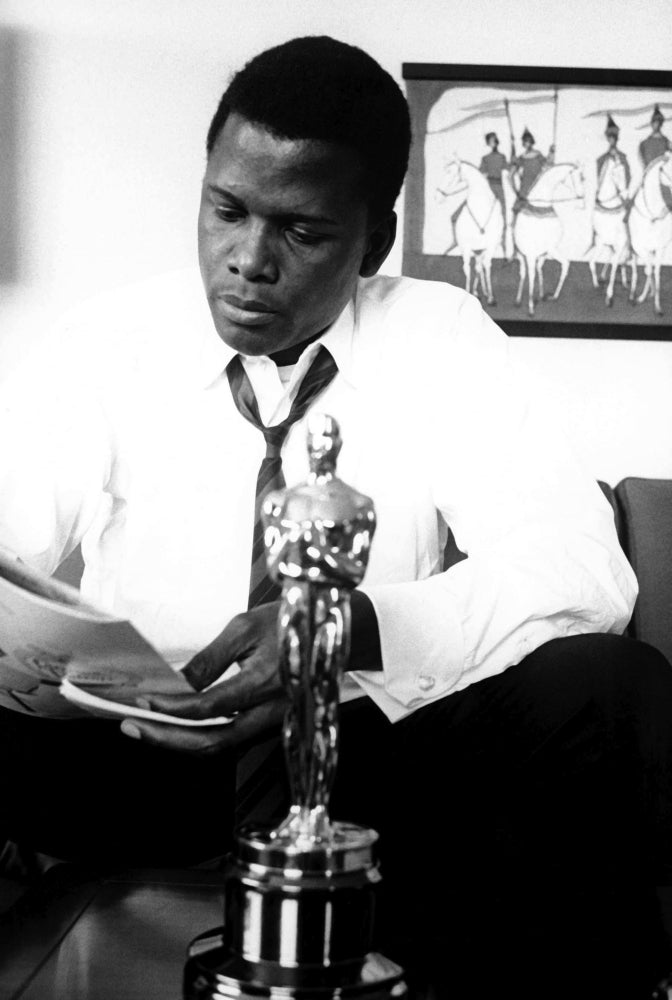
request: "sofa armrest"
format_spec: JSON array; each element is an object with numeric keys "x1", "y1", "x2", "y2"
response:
[{"x1": 615, "y1": 477, "x2": 672, "y2": 665}]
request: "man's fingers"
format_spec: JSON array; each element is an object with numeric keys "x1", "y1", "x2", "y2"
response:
[
  {"x1": 121, "y1": 718, "x2": 231, "y2": 755},
  {"x1": 137, "y1": 690, "x2": 233, "y2": 721},
  {"x1": 182, "y1": 603, "x2": 281, "y2": 691},
  {"x1": 183, "y1": 640, "x2": 234, "y2": 692},
  {"x1": 182, "y1": 614, "x2": 255, "y2": 691},
  {"x1": 121, "y1": 700, "x2": 285, "y2": 755},
  {"x1": 147, "y1": 666, "x2": 276, "y2": 719},
  {"x1": 228, "y1": 700, "x2": 286, "y2": 743}
]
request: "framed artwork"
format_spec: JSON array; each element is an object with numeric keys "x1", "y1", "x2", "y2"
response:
[{"x1": 402, "y1": 64, "x2": 672, "y2": 339}]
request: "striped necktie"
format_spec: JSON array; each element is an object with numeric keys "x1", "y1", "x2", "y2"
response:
[
  {"x1": 226, "y1": 344, "x2": 339, "y2": 827},
  {"x1": 227, "y1": 345, "x2": 339, "y2": 609}
]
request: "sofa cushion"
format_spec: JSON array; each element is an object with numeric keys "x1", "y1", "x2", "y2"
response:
[{"x1": 615, "y1": 477, "x2": 672, "y2": 665}]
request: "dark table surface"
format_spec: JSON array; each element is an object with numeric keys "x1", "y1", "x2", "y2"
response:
[{"x1": 0, "y1": 866, "x2": 227, "y2": 1000}]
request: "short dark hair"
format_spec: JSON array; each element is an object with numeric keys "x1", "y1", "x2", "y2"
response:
[{"x1": 206, "y1": 36, "x2": 411, "y2": 219}]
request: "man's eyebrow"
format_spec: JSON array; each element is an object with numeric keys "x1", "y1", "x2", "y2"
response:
[
  {"x1": 283, "y1": 212, "x2": 341, "y2": 227},
  {"x1": 207, "y1": 184, "x2": 243, "y2": 205},
  {"x1": 206, "y1": 184, "x2": 340, "y2": 226}
]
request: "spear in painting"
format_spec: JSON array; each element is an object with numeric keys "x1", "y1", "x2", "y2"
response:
[
  {"x1": 505, "y1": 97, "x2": 515, "y2": 160},
  {"x1": 552, "y1": 86, "x2": 559, "y2": 157}
]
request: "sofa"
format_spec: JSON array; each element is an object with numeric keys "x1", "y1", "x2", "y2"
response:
[{"x1": 597, "y1": 477, "x2": 672, "y2": 667}]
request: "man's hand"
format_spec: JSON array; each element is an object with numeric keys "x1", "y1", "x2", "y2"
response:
[
  {"x1": 120, "y1": 591, "x2": 382, "y2": 755},
  {"x1": 120, "y1": 602, "x2": 287, "y2": 755}
]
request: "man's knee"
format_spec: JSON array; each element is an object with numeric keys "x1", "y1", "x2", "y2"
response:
[
  {"x1": 525, "y1": 633, "x2": 672, "y2": 816},
  {"x1": 527, "y1": 630, "x2": 668, "y2": 667},
  {"x1": 525, "y1": 632, "x2": 672, "y2": 706}
]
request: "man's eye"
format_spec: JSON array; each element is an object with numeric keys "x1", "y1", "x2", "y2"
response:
[
  {"x1": 215, "y1": 206, "x2": 244, "y2": 222},
  {"x1": 287, "y1": 227, "x2": 322, "y2": 246}
]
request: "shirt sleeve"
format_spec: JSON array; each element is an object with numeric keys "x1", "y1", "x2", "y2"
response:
[
  {"x1": 357, "y1": 293, "x2": 637, "y2": 721},
  {"x1": 0, "y1": 324, "x2": 112, "y2": 576}
]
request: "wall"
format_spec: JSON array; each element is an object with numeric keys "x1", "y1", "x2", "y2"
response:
[{"x1": 0, "y1": 0, "x2": 670, "y2": 485}]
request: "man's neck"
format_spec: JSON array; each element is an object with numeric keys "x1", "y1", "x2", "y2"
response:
[{"x1": 268, "y1": 329, "x2": 324, "y2": 367}]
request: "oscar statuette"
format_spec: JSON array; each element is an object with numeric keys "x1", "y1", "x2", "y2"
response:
[{"x1": 183, "y1": 413, "x2": 406, "y2": 999}]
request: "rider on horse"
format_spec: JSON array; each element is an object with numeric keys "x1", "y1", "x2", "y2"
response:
[
  {"x1": 511, "y1": 127, "x2": 555, "y2": 214},
  {"x1": 639, "y1": 104, "x2": 671, "y2": 169},
  {"x1": 597, "y1": 116, "x2": 631, "y2": 192}
]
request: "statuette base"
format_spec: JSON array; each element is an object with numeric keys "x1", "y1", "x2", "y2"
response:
[
  {"x1": 183, "y1": 822, "x2": 406, "y2": 999},
  {"x1": 183, "y1": 935, "x2": 406, "y2": 999}
]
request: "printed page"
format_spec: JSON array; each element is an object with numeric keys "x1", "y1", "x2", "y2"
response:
[{"x1": 0, "y1": 548, "x2": 191, "y2": 719}]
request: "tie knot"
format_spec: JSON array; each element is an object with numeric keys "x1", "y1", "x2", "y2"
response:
[
  {"x1": 262, "y1": 424, "x2": 287, "y2": 459},
  {"x1": 226, "y1": 346, "x2": 339, "y2": 451}
]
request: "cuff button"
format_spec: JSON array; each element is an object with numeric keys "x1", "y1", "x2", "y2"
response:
[{"x1": 417, "y1": 675, "x2": 436, "y2": 692}]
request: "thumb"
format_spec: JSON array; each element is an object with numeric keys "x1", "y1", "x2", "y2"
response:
[
  {"x1": 182, "y1": 618, "x2": 250, "y2": 690},
  {"x1": 146, "y1": 665, "x2": 259, "y2": 717}
]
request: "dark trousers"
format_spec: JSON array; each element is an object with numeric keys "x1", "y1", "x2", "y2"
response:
[
  {"x1": 332, "y1": 634, "x2": 672, "y2": 999},
  {"x1": 0, "y1": 712, "x2": 237, "y2": 867},
  {"x1": 2, "y1": 633, "x2": 672, "y2": 996}
]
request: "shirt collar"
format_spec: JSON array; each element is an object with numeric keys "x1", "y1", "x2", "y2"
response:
[
  {"x1": 196, "y1": 284, "x2": 360, "y2": 390},
  {"x1": 298, "y1": 293, "x2": 359, "y2": 389},
  {"x1": 196, "y1": 306, "x2": 237, "y2": 389}
]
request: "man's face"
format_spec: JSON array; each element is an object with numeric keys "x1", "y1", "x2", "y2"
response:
[
  {"x1": 198, "y1": 113, "x2": 376, "y2": 357},
  {"x1": 487, "y1": 136, "x2": 498, "y2": 151}
]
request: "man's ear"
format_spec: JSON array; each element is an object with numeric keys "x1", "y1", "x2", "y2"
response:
[{"x1": 359, "y1": 212, "x2": 397, "y2": 278}]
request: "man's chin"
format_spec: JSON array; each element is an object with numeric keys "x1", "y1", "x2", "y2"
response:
[
  {"x1": 213, "y1": 321, "x2": 280, "y2": 357},
  {"x1": 211, "y1": 311, "x2": 325, "y2": 361}
]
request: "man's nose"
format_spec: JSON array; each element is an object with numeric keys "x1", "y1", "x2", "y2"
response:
[{"x1": 227, "y1": 222, "x2": 278, "y2": 283}]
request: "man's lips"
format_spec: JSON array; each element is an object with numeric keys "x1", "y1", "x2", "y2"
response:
[{"x1": 216, "y1": 294, "x2": 278, "y2": 326}]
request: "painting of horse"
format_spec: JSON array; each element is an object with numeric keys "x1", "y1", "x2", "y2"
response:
[{"x1": 403, "y1": 63, "x2": 672, "y2": 338}]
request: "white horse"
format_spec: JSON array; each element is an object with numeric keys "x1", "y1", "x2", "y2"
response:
[
  {"x1": 586, "y1": 156, "x2": 634, "y2": 307},
  {"x1": 628, "y1": 152, "x2": 672, "y2": 315},
  {"x1": 435, "y1": 158, "x2": 504, "y2": 305},
  {"x1": 503, "y1": 163, "x2": 585, "y2": 316}
]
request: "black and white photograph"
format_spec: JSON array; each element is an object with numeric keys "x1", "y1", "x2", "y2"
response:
[{"x1": 0, "y1": 3, "x2": 671, "y2": 1000}]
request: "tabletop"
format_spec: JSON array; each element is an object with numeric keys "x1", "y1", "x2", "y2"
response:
[{"x1": 0, "y1": 866, "x2": 227, "y2": 1000}]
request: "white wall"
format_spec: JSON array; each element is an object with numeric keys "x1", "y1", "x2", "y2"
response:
[{"x1": 1, "y1": 0, "x2": 671, "y2": 484}]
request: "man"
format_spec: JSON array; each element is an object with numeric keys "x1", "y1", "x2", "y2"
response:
[
  {"x1": 479, "y1": 131, "x2": 508, "y2": 207},
  {"x1": 639, "y1": 105, "x2": 672, "y2": 216},
  {"x1": 511, "y1": 127, "x2": 555, "y2": 212},
  {"x1": 597, "y1": 114, "x2": 631, "y2": 192},
  {"x1": 640, "y1": 103, "x2": 672, "y2": 168},
  {"x1": 2, "y1": 37, "x2": 672, "y2": 998},
  {"x1": 479, "y1": 131, "x2": 509, "y2": 254}
]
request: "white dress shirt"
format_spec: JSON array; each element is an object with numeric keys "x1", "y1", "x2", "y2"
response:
[{"x1": 0, "y1": 267, "x2": 637, "y2": 722}]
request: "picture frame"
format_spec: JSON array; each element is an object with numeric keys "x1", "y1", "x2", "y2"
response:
[{"x1": 402, "y1": 63, "x2": 672, "y2": 339}]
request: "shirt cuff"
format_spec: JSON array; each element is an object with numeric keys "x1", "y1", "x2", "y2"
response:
[{"x1": 351, "y1": 577, "x2": 465, "y2": 721}]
